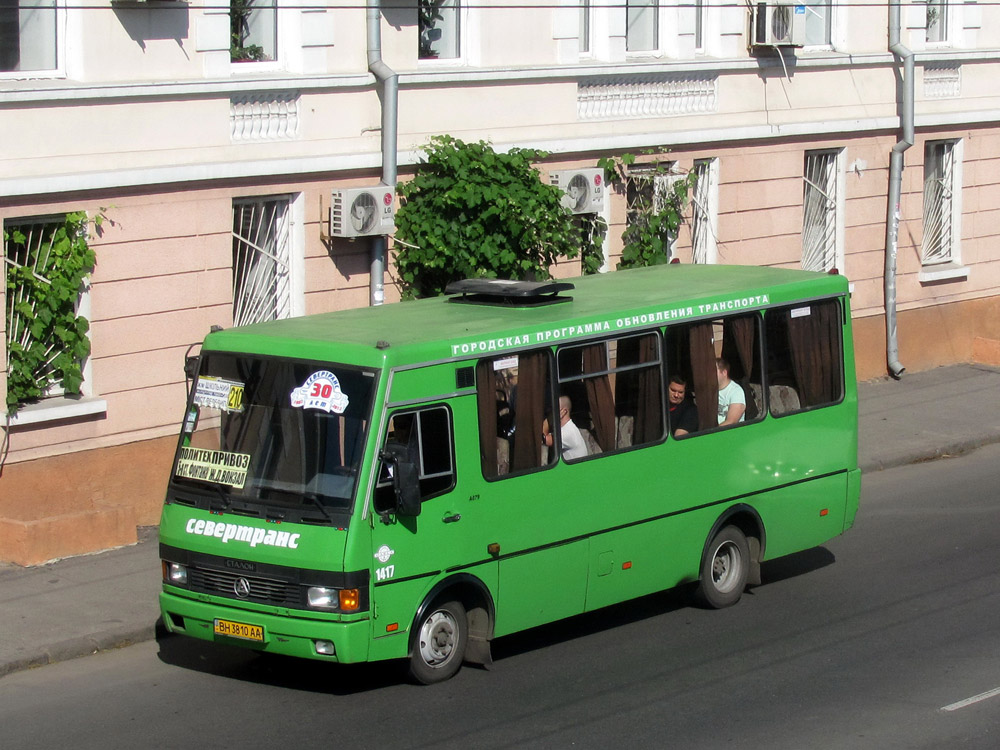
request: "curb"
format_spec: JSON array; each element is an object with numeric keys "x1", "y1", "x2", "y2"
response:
[{"x1": 0, "y1": 623, "x2": 159, "y2": 679}]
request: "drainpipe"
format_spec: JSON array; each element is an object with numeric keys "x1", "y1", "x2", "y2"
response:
[
  {"x1": 884, "y1": 1, "x2": 913, "y2": 377},
  {"x1": 366, "y1": 0, "x2": 398, "y2": 306}
]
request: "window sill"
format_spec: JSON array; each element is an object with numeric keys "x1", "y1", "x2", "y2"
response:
[
  {"x1": 918, "y1": 262, "x2": 969, "y2": 284},
  {"x1": 7, "y1": 396, "x2": 108, "y2": 427}
]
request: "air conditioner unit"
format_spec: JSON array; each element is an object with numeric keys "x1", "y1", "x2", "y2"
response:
[
  {"x1": 330, "y1": 187, "x2": 396, "y2": 238},
  {"x1": 550, "y1": 168, "x2": 606, "y2": 215},
  {"x1": 751, "y1": 2, "x2": 806, "y2": 48}
]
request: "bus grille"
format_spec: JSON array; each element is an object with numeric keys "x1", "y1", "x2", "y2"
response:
[{"x1": 189, "y1": 567, "x2": 298, "y2": 606}]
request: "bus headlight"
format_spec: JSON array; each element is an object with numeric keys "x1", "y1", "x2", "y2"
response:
[
  {"x1": 307, "y1": 586, "x2": 338, "y2": 609},
  {"x1": 162, "y1": 561, "x2": 188, "y2": 585}
]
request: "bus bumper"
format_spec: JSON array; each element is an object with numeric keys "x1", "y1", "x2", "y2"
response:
[{"x1": 159, "y1": 590, "x2": 371, "y2": 664}]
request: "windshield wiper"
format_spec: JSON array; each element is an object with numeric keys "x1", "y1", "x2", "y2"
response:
[
  {"x1": 306, "y1": 494, "x2": 336, "y2": 524},
  {"x1": 209, "y1": 484, "x2": 231, "y2": 512}
]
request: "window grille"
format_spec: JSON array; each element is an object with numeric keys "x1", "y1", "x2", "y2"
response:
[
  {"x1": 802, "y1": 150, "x2": 838, "y2": 272},
  {"x1": 691, "y1": 158, "x2": 718, "y2": 265},
  {"x1": 4, "y1": 216, "x2": 86, "y2": 399},
  {"x1": 232, "y1": 197, "x2": 291, "y2": 327},
  {"x1": 922, "y1": 141, "x2": 956, "y2": 265}
]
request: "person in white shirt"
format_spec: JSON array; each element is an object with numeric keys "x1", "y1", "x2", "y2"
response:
[
  {"x1": 716, "y1": 357, "x2": 746, "y2": 426},
  {"x1": 543, "y1": 395, "x2": 589, "y2": 460}
]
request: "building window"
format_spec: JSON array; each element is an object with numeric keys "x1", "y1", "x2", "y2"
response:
[
  {"x1": 922, "y1": 140, "x2": 961, "y2": 266},
  {"x1": 802, "y1": 149, "x2": 843, "y2": 272},
  {"x1": 579, "y1": 0, "x2": 591, "y2": 54},
  {"x1": 802, "y1": 0, "x2": 833, "y2": 46},
  {"x1": 626, "y1": 163, "x2": 680, "y2": 261},
  {"x1": 231, "y1": 0, "x2": 277, "y2": 63},
  {"x1": 0, "y1": 0, "x2": 58, "y2": 73},
  {"x1": 691, "y1": 158, "x2": 719, "y2": 264},
  {"x1": 626, "y1": 0, "x2": 658, "y2": 52},
  {"x1": 419, "y1": 0, "x2": 460, "y2": 60},
  {"x1": 693, "y1": 0, "x2": 704, "y2": 51},
  {"x1": 4, "y1": 215, "x2": 94, "y2": 412},
  {"x1": 926, "y1": 0, "x2": 948, "y2": 43},
  {"x1": 232, "y1": 197, "x2": 291, "y2": 326}
]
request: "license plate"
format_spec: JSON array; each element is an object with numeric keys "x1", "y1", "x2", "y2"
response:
[{"x1": 213, "y1": 618, "x2": 264, "y2": 642}]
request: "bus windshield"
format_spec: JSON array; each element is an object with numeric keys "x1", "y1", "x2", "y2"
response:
[{"x1": 170, "y1": 353, "x2": 376, "y2": 518}]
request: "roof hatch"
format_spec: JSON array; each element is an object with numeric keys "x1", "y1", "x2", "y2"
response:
[{"x1": 444, "y1": 279, "x2": 575, "y2": 307}]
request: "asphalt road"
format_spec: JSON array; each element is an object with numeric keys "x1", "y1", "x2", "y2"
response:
[{"x1": 3, "y1": 443, "x2": 1000, "y2": 750}]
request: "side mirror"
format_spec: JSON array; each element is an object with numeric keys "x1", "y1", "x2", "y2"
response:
[
  {"x1": 184, "y1": 355, "x2": 200, "y2": 380},
  {"x1": 379, "y1": 444, "x2": 421, "y2": 518}
]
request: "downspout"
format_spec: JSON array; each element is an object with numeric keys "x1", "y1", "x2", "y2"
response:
[
  {"x1": 367, "y1": 0, "x2": 398, "y2": 306},
  {"x1": 884, "y1": 1, "x2": 914, "y2": 377}
]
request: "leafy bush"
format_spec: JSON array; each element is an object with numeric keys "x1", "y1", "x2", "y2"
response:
[{"x1": 394, "y1": 136, "x2": 597, "y2": 298}]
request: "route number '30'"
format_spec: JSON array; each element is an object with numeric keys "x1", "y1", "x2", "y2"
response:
[{"x1": 375, "y1": 565, "x2": 395, "y2": 582}]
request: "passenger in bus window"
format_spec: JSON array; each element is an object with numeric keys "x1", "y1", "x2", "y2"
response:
[
  {"x1": 716, "y1": 357, "x2": 746, "y2": 426},
  {"x1": 667, "y1": 375, "x2": 699, "y2": 436},
  {"x1": 543, "y1": 395, "x2": 589, "y2": 460}
]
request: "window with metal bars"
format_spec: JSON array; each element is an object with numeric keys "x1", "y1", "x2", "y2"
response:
[
  {"x1": 4, "y1": 215, "x2": 92, "y2": 406},
  {"x1": 802, "y1": 150, "x2": 841, "y2": 272},
  {"x1": 232, "y1": 197, "x2": 291, "y2": 327},
  {"x1": 922, "y1": 140, "x2": 959, "y2": 266},
  {"x1": 691, "y1": 158, "x2": 719, "y2": 265}
]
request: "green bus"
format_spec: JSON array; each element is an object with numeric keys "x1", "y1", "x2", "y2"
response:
[{"x1": 159, "y1": 263, "x2": 860, "y2": 683}]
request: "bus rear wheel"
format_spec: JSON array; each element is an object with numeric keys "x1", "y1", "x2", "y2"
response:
[
  {"x1": 409, "y1": 600, "x2": 468, "y2": 684},
  {"x1": 696, "y1": 525, "x2": 750, "y2": 609}
]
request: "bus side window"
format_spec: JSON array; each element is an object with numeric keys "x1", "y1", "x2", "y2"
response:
[
  {"x1": 374, "y1": 405, "x2": 456, "y2": 514},
  {"x1": 664, "y1": 313, "x2": 763, "y2": 434},
  {"x1": 556, "y1": 332, "x2": 664, "y2": 457},
  {"x1": 476, "y1": 351, "x2": 555, "y2": 479},
  {"x1": 765, "y1": 300, "x2": 844, "y2": 415}
]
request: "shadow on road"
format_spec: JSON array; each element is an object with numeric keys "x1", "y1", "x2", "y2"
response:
[
  {"x1": 761, "y1": 545, "x2": 836, "y2": 584},
  {"x1": 155, "y1": 544, "x2": 836, "y2": 693}
]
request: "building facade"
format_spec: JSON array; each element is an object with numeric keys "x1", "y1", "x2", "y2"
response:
[{"x1": 2, "y1": 0, "x2": 999, "y2": 564}]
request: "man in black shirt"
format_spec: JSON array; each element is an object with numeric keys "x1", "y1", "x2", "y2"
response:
[{"x1": 667, "y1": 375, "x2": 699, "y2": 437}]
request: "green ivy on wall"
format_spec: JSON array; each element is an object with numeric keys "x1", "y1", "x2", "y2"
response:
[
  {"x1": 599, "y1": 152, "x2": 697, "y2": 270},
  {"x1": 4, "y1": 211, "x2": 98, "y2": 414}
]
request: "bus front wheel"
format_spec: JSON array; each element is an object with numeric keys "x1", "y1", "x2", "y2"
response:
[
  {"x1": 696, "y1": 525, "x2": 750, "y2": 609},
  {"x1": 409, "y1": 600, "x2": 468, "y2": 684}
]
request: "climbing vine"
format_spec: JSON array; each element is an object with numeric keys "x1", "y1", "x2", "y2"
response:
[
  {"x1": 598, "y1": 152, "x2": 697, "y2": 270},
  {"x1": 4, "y1": 211, "x2": 100, "y2": 414}
]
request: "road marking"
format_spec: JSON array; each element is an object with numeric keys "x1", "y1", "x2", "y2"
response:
[{"x1": 941, "y1": 687, "x2": 1000, "y2": 712}]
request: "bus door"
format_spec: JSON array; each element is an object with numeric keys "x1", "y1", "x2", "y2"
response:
[
  {"x1": 369, "y1": 399, "x2": 497, "y2": 640},
  {"x1": 474, "y1": 350, "x2": 590, "y2": 636}
]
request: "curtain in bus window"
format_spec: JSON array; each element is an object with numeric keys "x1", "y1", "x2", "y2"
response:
[
  {"x1": 511, "y1": 351, "x2": 549, "y2": 472},
  {"x1": 582, "y1": 343, "x2": 615, "y2": 452},
  {"x1": 786, "y1": 301, "x2": 842, "y2": 407},
  {"x1": 476, "y1": 361, "x2": 502, "y2": 478},
  {"x1": 722, "y1": 315, "x2": 759, "y2": 420},
  {"x1": 689, "y1": 322, "x2": 717, "y2": 432},
  {"x1": 615, "y1": 334, "x2": 663, "y2": 445}
]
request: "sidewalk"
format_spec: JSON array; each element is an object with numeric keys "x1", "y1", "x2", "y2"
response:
[{"x1": 2, "y1": 363, "x2": 999, "y2": 678}]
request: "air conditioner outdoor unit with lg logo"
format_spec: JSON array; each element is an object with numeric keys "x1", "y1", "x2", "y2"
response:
[
  {"x1": 550, "y1": 168, "x2": 606, "y2": 215},
  {"x1": 330, "y1": 187, "x2": 396, "y2": 238},
  {"x1": 750, "y1": 1, "x2": 806, "y2": 48}
]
